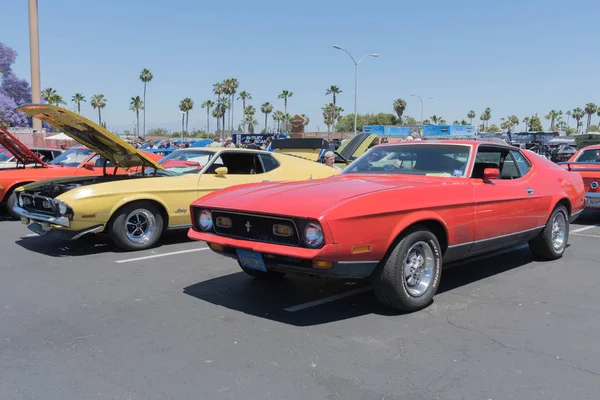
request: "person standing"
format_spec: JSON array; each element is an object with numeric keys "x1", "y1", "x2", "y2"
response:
[{"x1": 323, "y1": 151, "x2": 341, "y2": 170}]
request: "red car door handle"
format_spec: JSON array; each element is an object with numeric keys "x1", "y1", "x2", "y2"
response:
[{"x1": 526, "y1": 188, "x2": 535, "y2": 195}]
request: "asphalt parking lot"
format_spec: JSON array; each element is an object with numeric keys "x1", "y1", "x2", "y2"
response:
[{"x1": 1, "y1": 213, "x2": 600, "y2": 400}]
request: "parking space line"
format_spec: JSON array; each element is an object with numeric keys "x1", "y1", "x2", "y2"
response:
[
  {"x1": 570, "y1": 225, "x2": 600, "y2": 234},
  {"x1": 571, "y1": 233, "x2": 600, "y2": 238},
  {"x1": 284, "y1": 286, "x2": 372, "y2": 312},
  {"x1": 25, "y1": 233, "x2": 38, "y2": 237},
  {"x1": 115, "y1": 247, "x2": 209, "y2": 264}
]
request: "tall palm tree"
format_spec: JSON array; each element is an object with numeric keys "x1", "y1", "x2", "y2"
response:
[
  {"x1": 393, "y1": 98, "x2": 407, "y2": 124},
  {"x1": 545, "y1": 110, "x2": 560, "y2": 131},
  {"x1": 260, "y1": 102, "x2": 274, "y2": 133},
  {"x1": 213, "y1": 82, "x2": 225, "y2": 100},
  {"x1": 272, "y1": 110, "x2": 285, "y2": 133},
  {"x1": 129, "y1": 96, "x2": 144, "y2": 137},
  {"x1": 523, "y1": 117, "x2": 530, "y2": 132},
  {"x1": 212, "y1": 106, "x2": 224, "y2": 133},
  {"x1": 584, "y1": 103, "x2": 598, "y2": 130},
  {"x1": 226, "y1": 78, "x2": 239, "y2": 132},
  {"x1": 326, "y1": 85, "x2": 342, "y2": 106},
  {"x1": 467, "y1": 110, "x2": 476, "y2": 125},
  {"x1": 71, "y1": 93, "x2": 86, "y2": 114},
  {"x1": 572, "y1": 108, "x2": 585, "y2": 133},
  {"x1": 201, "y1": 100, "x2": 215, "y2": 134},
  {"x1": 41, "y1": 87, "x2": 56, "y2": 103},
  {"x1": 48, "y1": 94, "x2": 66, "y2": 107},
  {"x1": 509, "y1": 115, "x2": 519, "y2": 131},
  {"x1": 430, "y1": 115, "x2": 442, "y2": 125},
  {"x1": 139, "y1": 68, "x2": 153, "y2": 139},
  {"x1": 278, "y1": 90, "x2": 293, "y2": 132},
  {"x1": 322, "y1": 103, "x2": 344, "y2": 132},
  {"x1": 566, "y1": 110, "x2": 572, "y2": 127},
  {"x1": 90, "y1": 94, "x2": 107, "y2": 125},
  {"x1": 237, "y1": 91, "x2": 252, "y2": 133},
  {"x1": 216, "y1": 97, "x2": 230, "y2": 138},
  {"x1": 179, "y1": 97, "x2": 194, "y2": 134}
]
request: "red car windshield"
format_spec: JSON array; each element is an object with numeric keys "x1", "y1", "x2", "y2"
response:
[
  {"x1": 48, "y1": 148, "x2": 93, "y2": 167},
  {"x1": 342, "y1": 144, "x2": 471, "y2": 177},
  {"x1": 574, "y1": 149, "x2": 600, "y2": 163}
]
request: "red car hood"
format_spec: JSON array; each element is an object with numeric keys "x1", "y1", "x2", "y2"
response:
[
  {"x1": 199, "y1": 174, "x2": 442, "y2": 218},
  {"x1": 0, "y1": 125, "x2": 47, "y2": 166}
]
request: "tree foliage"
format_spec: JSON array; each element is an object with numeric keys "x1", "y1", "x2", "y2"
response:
[{"x1": 0, "y1": 42, "x2": 30, "y2": 127}]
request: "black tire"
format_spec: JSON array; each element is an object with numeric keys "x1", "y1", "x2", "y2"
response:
[
  {"x1": 529, "y1": 205, "x2": 569, "y2": 261},
  {"x1": 109, "y1": 201, "x2": 164, "y2": 251},
  {"x1": 5, "y1": 191, "x2": 20, "y2": 220},
  {"x1": 372, "y1": 227, "x2": 442, "y2": 312},
  {"x1": 239, "y1": 264, "x2": 285, "y2": 280}
]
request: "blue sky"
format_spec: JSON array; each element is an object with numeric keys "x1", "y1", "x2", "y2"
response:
[{"x1": 2, "y1": 0, "x2": 599, "y2": 133}]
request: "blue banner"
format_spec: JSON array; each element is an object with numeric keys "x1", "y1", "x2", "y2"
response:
[
  {"x1": 423, "y1": 125, "x2": 475, "y2": 137},
  {"x1": 362, "y1": 126, "x2": 412, "y2": 136}
]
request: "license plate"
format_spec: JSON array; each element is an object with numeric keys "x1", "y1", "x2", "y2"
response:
[
  {"x1": 585, "y1": 197, "x2": 600, "y2": 208},
  {"x1": 236, "y1": 249, "x2": 267, "y2": 272}
]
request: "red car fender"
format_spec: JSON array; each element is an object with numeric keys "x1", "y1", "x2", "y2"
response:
[{"x1": 386, "y1": 210, "x2": 450, "y2": 251}]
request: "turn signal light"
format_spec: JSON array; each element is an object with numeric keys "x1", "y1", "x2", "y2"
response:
[
  {"x1": 312, "y1": 260, "x2": 332, "y2": 269},
  {"x1": 351, "y1": 244, "x2": 371, "y2": 254},
  {"x1": 208, "y1": 243, "x2": 225, "y2": 252}
]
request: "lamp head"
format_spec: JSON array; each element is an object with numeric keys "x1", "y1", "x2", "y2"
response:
[
  {"x1": 333, "y1": 45, "x2": 342, "y2": 50},
  {"x1": 371, "y1": 54, "x2": 380, "y2": 57}
]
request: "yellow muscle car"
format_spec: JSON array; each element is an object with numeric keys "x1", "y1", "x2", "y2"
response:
[{"x1": 12, "y1": 104, "x2": 340, "y2": 251}]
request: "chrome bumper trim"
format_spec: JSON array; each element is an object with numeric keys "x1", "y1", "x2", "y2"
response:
[
  {"x1": 585, "y1": 192, "x2": 600, "y2": 199},
  {"x1": 13, "y1": 204, "x2": 70, "y2": 227}
]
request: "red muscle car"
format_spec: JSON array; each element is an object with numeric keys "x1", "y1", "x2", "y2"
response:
[
  {"x1": 559, "y1": 144, "x2": 600, "y2": 209},
  {"x1": 0, "y1": 124, "x2": 161, "y2": 218},
  {"x1": 187, "y1": 141, "x2": 585, "y2": 312}
]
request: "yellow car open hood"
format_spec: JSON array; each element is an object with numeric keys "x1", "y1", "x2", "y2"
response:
[{"x1": 17, "y1": 104, "x2": 164, "y2": 171}]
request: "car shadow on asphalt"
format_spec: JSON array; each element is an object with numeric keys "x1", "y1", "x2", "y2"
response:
[
  {"x1": 573, "y1": 210, "x2": 600, "y2": 226},
  {"x1": 183, "y1": 245, "x2": 539, "y2": 327},
  {"x1": 14, "y1": 230, "x2": 193, "y2": 257}
]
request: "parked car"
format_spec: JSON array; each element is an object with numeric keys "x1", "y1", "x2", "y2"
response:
[
  {"x1": 12, "y1": 104, "x2": 340, "y2": 251},
  {"x1": 559, "y1": 144, "x2": 600, "y2": 209},
  {"x1": 187, "y1": 140, "x2": 585, "y2": 312},
  {"x1": 0, "y1": 112, "x2": 162, "y2": 218},
  {"x1": 0, "y1": 146, "x2": 64, "y2": 169}
]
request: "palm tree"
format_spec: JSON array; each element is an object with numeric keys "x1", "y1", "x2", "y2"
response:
[
  {"x1": 179, "y1": 98, "x2": 193, "y2": 134},
  {"x1": 129, "y1": 96, "x2": 144, "y2": 137},
  {"x1": 322, "y1": 103, "x2": 344, "y2": 132},
  {"x1": 260, "y1": 102, "x2": 274, "y2": 132},
  {"x1": 48, "y1": 94, "x2": 66, "y2": 107},
  {"x1": 393, "y1": 98, "x2": 407, "y2": 124},
  {"x1": 201, "y1": 100, "x2": 214, "y2": 134},
  {"x1": 326, "y1": 86, "x2": 342, "y2": 106},
  {"x1": 422, "y1": 119, "x2": 431, "y2": 125},
  {"x1": 272, "y1": 110, "x2": 285, "y2": 133},
  {"x1": 216, "y1": 97, "x2": 230, "y2": 138},
  {"x1": 523, "y1": 117, "x2": 530, "y2": 132},
  {"x1": 41, "y1": 87, "x2": 56, "y2": 103},
  {"x1": 213, "y1": 82, "x2": 225, "y2": 100},
  {"x1": 278, "y1": 90, "x2": 293, "y2": 132},
  {"x1": 212, "y1": 106, "x2": 224, "y2": 134},
  {"x1": 139, "y1": 68, "x2": 153, "y2": 139},
  {"x1": 430, "y1": 115, "x2": 442, "y2": 125},
  {"x1": 545, "y1": 110, "x2": 560, "y2": 131},
  {"x1": 584, "y1": 103, "x2": 598, "y2": 130},
  {"x1": 71, "y1": 93, "x2": 86, "y2": 114},
  {"x1": 90, "y1": 94, "x2": 107, "y2": 125},
  {"x1": 467, "y1": 110, "x2": 476, "y2": 125},
  {"x1": 565, "y1": 110, "x2": 572, "y2": 127},
  {"x1": 237, "y1": 91, "x2": 252, "y2": 133},
  {"x1": 223, "y1": 78, "x2": 238, "y2": 132},
  {"x1": 572, "y1": 108, "x2": 585, "y2": 133},
  {"x1": 509, "y1": 115, "x2": 519, "y2": 131}
]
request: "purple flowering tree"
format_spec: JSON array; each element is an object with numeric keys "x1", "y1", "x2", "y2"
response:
[{"x1": 0, "y1": 42, "x2": 32, "y2": 127}]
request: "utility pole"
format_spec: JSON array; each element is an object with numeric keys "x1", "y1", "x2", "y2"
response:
[{"x1": 28, "y1": 0, "x2": 42, "y2": 132}]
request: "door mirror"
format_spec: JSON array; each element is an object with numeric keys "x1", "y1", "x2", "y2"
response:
[
  {"x1": 215, "y1": 166, "x2": 228, "y2": 176},
  {"x1": 483, "y1": 167, "x2": 500, "y2": 182},
  {"x1": 82, "y1": 161, "x2": 95, "y2": 170}
]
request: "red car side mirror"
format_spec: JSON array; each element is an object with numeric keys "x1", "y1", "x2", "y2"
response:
[
  {"x1": 483, "y1": 168, "x2": 500, "y2": 182},
  {"x1": 83, "y1": 161, "x2": 95, "y2": 170}
]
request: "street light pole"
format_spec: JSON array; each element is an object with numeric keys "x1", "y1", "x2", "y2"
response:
[
  {"x1": 28, "y1": 0, "x2": 42, "y2": 132},
  {"x1": 333, "y1": 45, "x2": 379, "y2": 135},
  {"x1": 410, "y1": 93, "x2": 434, "y2": 124}
]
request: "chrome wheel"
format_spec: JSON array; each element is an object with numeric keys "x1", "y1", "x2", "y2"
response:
[
  {"x1": 551, "y1": 211, "x2": 566, "y2": 251},
  {"x1": 403, "y1": 241, "x2": 435, "y2": 297},
  {"x1": 125, "y1": 210, "x2": 156, "y2": 244}
]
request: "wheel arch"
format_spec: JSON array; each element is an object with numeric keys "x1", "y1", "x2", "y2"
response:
[
  {"x1": 2, "y1": 181, "x2": 33, "y2": 204},
  {"x1": 385, "y1": 214, "x2": 449, "y2": 260},
  {"x1": 105, "y1": 197, "x2": 170, "y2": 233}
]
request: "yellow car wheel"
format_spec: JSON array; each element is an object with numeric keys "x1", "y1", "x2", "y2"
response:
[{"x1": 109, "y1": 201, "x2": 164, "y2": 251}]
